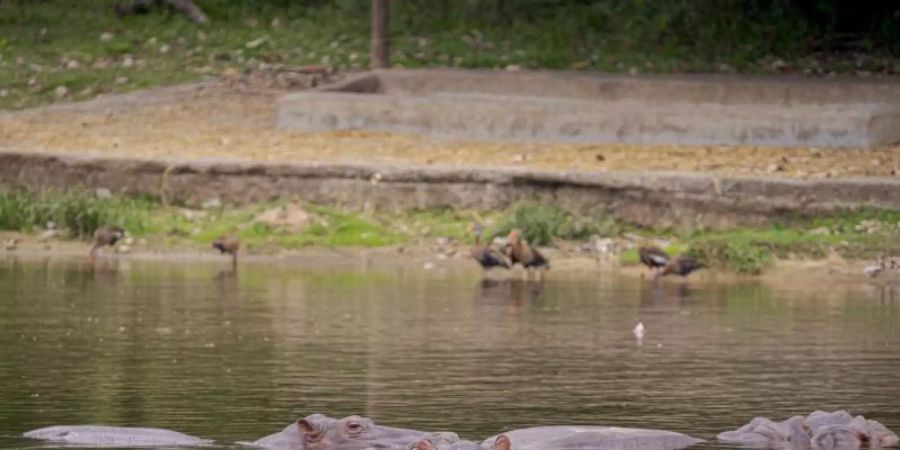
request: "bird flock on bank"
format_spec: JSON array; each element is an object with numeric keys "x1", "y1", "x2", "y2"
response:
[
  {"x1": 467, "y1": 223, "x2": 703, "y2": 281},
  {"x1": 86, "y1": 223, "x2": 891, "y2": 281},
  {"x1": 89, "y1": 225, "x2": 240, "y2": 267},
  {"x1": 87, "y1": 222, "x2": 701, "y2": 280}
]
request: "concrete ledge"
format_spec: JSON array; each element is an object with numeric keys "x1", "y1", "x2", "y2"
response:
[
  {"x1": 277, "y1": 69, "x2": 900, "y2": 148},
  {"x1": 2, "y1": 151, "x2": 899, "y2": 228}
]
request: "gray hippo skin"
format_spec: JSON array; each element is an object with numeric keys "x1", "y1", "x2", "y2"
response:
[
  {"x1": 717, "y1": 410, "x2": 900, "y2": 450},
  {"x1": 410, "y1": 432, "x2": 510, "y2": 450},
  {"x1": 244, "y1": 413, "x2": 429, "y2": 450},
  {"x1": 23, "y1": 425, "x2": 213, "y2": 447},
  {"x1": 241, "y1": 414, "x2": 338, "y2": 449},
  {"x1": 480, "y1": 426, "x2": 703, "y2": 450}
]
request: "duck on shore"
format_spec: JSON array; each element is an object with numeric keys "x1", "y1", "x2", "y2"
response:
[
  {"x1": 638, "y1": 246, "x2": 669, "y2": 275},
  {"x1": 467, "y1": 223, "x2": 510, "y2": 272},
  {"x1": 212, "y1": 235, "x2": 240, "y2": 267},
  {"x1": 90, "y1": 226, "x2": 125, "y2": 261},
  {"x1": 658, "y1": 255, "x2": 705, "y2": 278},
  {"x1": 506, "y1": 229, "x2": 549, "y2": 280}
]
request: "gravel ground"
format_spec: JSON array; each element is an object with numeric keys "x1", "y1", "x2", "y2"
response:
[{"x1": 1, "y1": 79, "x2": 899, "y2": 178}]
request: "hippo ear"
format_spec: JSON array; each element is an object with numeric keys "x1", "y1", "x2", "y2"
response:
[
  {"x1": 492, "y1": 434, "x2": 511, "y2": 450},
  {"x1": 415, "y1": 440, "x2": 437, "y2": 450},
  {"x1": 297, "y1": 417, "x2": 325, "y2": 441}
]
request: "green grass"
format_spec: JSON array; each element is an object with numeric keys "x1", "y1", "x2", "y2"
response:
[
  {"x1": 0, "y1": 189, "x2": 157, "y2": 238},
  {"x1": 493, "y1": 203, "x2": 622, "y2": 246},
  {"x1": 1, "y1": 0, "x2": 897, "y2": 110}
]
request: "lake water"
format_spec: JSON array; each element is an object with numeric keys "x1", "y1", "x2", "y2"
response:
[{"x1": 0, "y1": 255, "x2": 898, "y2": 449}]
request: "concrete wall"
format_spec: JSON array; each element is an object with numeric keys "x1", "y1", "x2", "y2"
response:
[
  {"x1": 278, "y1": 69, "x2": 900, "y2": 148},
  {"x1": 2, "y1": 151, "x2": 898, "y2": 228}
]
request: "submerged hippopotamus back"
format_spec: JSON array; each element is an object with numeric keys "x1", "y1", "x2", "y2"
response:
[
  {"x1": 717, "y1": 410, "x2": 900, "y2": 450},
  {"x1": 410, "y1": 432, "x2": 511, "y2": 450},
  {"x1": 23, "y1": 425, "x2": 214, "y2": 447},
  {"x1": 244, "y1": 413, "x2": 430, "y2": 450},
  {"x1": 481, "y1": 425, "x2": 703, "y2": 450}
]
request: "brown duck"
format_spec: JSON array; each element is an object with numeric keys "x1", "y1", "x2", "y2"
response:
[
  {"x1": 212, "y1": 235, "x2": 240, "y2": 266},
  {"x1": 659, "y1": 255, "x2": 705, "y2": 278},
  {"x1": 90, "y1": 225, "x2": 125, "y2": 260},
  {"x1": 638, "y1": 246, "x2": 670, "y2": 274},
  {"x1": 467, "y1": 223, "x2": 510, "y2": 271},
  {"x1": 507, "y1": 229, "x2": 549, "y2": 279}
]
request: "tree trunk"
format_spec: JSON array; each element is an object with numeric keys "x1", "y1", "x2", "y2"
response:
[{"x1": 371, "y1": 0, "x2": 390, "y2": 69}]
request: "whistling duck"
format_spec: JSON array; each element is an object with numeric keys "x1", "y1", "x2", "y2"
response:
[
  {"x1": 467, "y1": 223, "x2": 510, "y2": 271},
  {"x1": 90, "y1": 225, "x2": 125, "y2": 260},
  {"x1": 659, "y1": 255, "x2": 705, "y2": 278},
  {"x1": 212, "y1": 235, "x2": 240, "y2": 266},
  {"x1": 863, "y1": 256, "x2": 886, "y2": 278},
  {"x1": 638, "y1": 246, "x2": 669, "y2": 274},
  {"x1": 507, "y1": 229, "x2": 549, "y2": 279}
]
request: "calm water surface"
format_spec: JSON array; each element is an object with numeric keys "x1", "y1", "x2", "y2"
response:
[{"x1": 0, "y1": 255, "x2": 898, "y2": 449}]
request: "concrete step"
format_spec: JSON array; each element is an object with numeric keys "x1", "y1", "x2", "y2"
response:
[{"x1": 277, "y1": 69, "x2": 900, "y2": 148}]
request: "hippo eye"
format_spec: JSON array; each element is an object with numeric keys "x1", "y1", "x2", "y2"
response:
[{"x1": 346, "y1": 421, "x2": 365, "y2": 435}]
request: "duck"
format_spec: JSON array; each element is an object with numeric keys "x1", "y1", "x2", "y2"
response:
[
  {"x1": 90, "y1": 225, "x2": 125, "y2": 260},
  {"x1": 507, "y1": 229, "x2": 549, "y2": 279},
  {"x1": 863, "y1": 256, "x2": 886, "y2": 278},
  {"x1": 212, "y1": 235, "x2": 240, "y2": 266},
  {"x1": 467, "y1": 223, "x2": 510, "y2": 271},
  {"x1": 659, "y1": 255, "x2": 705, "y2": 278},
  {"x1": 638, "y1": 246, "x2": 670, "y2": 274}
]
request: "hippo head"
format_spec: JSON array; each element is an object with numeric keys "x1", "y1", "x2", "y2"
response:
[
  {"x1": 412, "y1": 434, "x2": 511, "y2": 450},
  {"x1": 298, "y1": 414, "x2": 428, "y2": 450}
]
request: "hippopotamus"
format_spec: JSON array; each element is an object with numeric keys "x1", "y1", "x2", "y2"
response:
[
  {"x1": 480, "y1": 426, "x2": 703, "y2": 450},
  {"x1": 243, "y1": 413, "x2": 430, "y2": 449},
  {"x1": 22, "y1": 425, "x2": 214, "y2": 447},
  {"x1": 717, "y1": 411, "x2": 900, "y2": 450},
  {"x1": 717, "y1": 416, "x2": 809, "y2": 448},
  {"x1": 240, "y1": 414, "x2": 335, "y2": 448},
  {"x1": 409, "y1": 432, "x2": 510, "y2": 450}
]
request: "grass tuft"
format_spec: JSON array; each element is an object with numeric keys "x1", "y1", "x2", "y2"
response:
[
  {"x1": 0, "y1": 189, "x2": 156, "y2": 238},
  {"x1": 492, "y1": 203, "x2": 621, "y2": 246}
]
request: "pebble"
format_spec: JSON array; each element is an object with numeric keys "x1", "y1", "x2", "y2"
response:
[
  {"x1": 201, "y1": 198, "x2": 222, "y2": 209},
  {"x1": 116, "y1": 244, "x2": 131, "y2": 254},
  {"x1": 594, "y1": 237, "x2": 614, "y2": 254},
  {"x1": 54, "y1": 85, "x2": 68, "y2": 98},
  {"x1": 39, "y1": 229, "x2": 60, "y2": 240},
  {"x1": 99, "y1": 32, "x2": 114, "y2": 42},
  {"x1": 423, "y1": 262, "x2": 435, "y2": 270}
]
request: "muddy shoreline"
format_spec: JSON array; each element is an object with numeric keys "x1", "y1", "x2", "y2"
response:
[{"x1": 3, "y1": 231, "x2": 895, "y2": 288}]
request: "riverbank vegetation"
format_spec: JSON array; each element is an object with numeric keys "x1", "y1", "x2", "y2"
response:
[
  {"x1": 2, "y1": 189, "x2": 898, "y2": 274},
  {"x1": 1, "y1": 0, "x2": 898, "y2": 109}
]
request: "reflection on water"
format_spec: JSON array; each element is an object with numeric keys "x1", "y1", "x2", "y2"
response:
[{"x1": 0, "y1": 255, "x2": 898, "y2": 449}]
